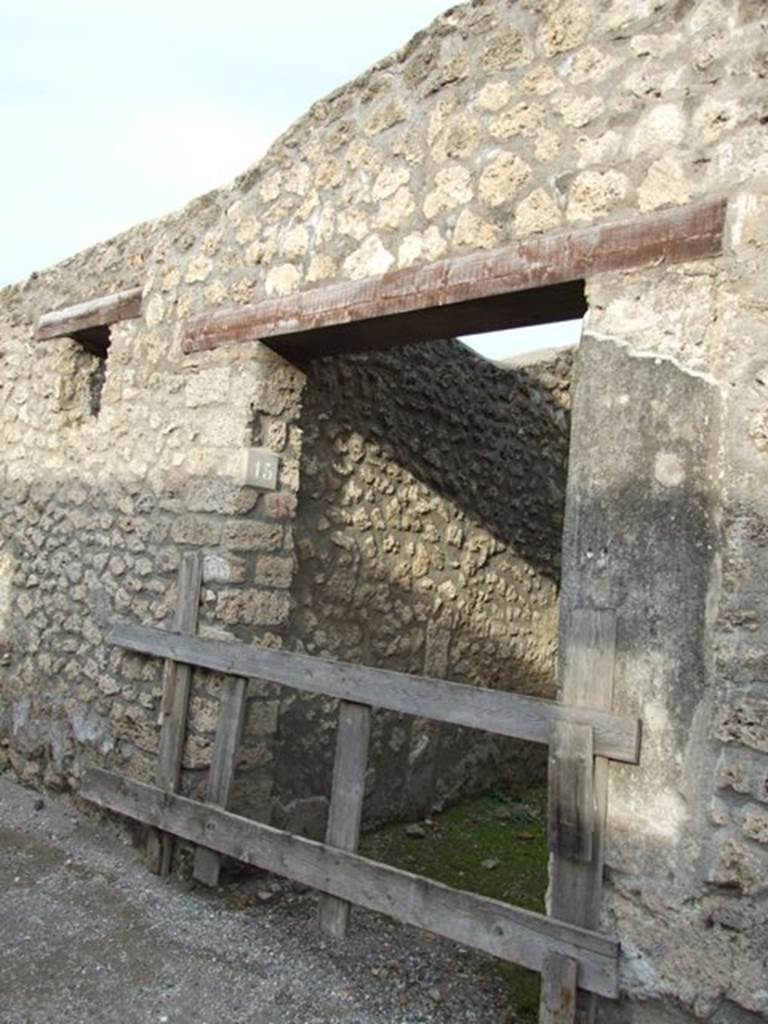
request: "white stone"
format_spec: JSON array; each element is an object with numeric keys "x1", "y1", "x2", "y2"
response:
[{"x1": 342, "y1": 235, "x2": 395, "y2": 281}]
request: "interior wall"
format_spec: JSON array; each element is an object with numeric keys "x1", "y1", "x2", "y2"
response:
[{"x1": 270, "y1": 337, "x2": 574, "y2": 833}]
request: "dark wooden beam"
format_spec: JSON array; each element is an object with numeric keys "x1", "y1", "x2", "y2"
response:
[
  {"x1": 37, "y1": 286, "x2": 144, "y2": 340},
  {"x1": 183, "y1": 199, "x2": 726, "y2": 360}
]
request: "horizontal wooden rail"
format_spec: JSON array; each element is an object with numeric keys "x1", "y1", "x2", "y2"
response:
[
  {"x1": 110, "y1": 622, "x2": 640, "y2": 763},
  {"x1": 183, "y1": 199, "x2": 726, "y2": 358},
  {"x1": 37, "y1": 287, "x2": 144, "y2": 340},
  {"x1": 81, "y1": 768, "x2": 619, "y2": 998}
]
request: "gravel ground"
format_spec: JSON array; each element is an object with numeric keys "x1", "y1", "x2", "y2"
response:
[{"x1": 0, "y1": 774, "x2": 516, "y2": 1024}]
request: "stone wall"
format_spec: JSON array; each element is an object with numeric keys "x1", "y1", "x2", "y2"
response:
[
  {"x1": 0, "y1": 0, "x2": 766, "y2": 1020},
  {"x1": 273, "y1": 340, "x2": 572, "y2": 831}
]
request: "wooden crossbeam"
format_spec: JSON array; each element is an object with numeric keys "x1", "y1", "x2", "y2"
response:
[
  {"x1": 37, "y1": 287, "x2": 143, "y2": 340},
  {"x1": 81, "y1": 768, "x2": 620, "y2": 998},
  {"x1": 109, "y1": 622, "x2": 641, "y2": 763},
  {"x1": 182, "y1": 200, "x2": 725, "y2": 360}
]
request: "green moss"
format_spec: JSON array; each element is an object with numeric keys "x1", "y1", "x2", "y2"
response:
[{"x1": 361, "y1": 783, "x2": 548, "y2": 1022}]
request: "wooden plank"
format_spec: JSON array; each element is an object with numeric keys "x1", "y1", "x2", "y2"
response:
[
  {"x1": 110, "y1": 622, "x2": 641, "y2": 764},
  {"x1": 274, "y1": 281, "x2": 586, "y2": 362},
  {"x1": 146, "y1": 552, "x2": 202, "y2": 875},
  {"x1": 318, "y1": 701, "x2": 372, "y2": 937},
  {"x1": 544, "y1": 609, "x2": 618, "y2": 1024},
  {"x1": 540, "y1": 953, "x2": 578, "y2": 1024},
  {"x1": 193, "y1": 677, "x2": 249, "y2": 887},
  {"x1": 548, "y1": 722, "x2": 595, "y2": 864},
  {"x1": 37, "y1": 287, "x2": 143, "y2": 340},
  {"x1": 81, "y1": 768, "x2": 620, "y2": 998},
  {"x1": 182, "y1": 200, "x2": 726, "y2": 358}
]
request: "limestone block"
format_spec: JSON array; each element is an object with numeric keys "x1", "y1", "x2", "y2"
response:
[
  {"x1": 371, "y1": 164, "x2": 410, "y2": 202},
  {"x1": 475, "y1": 81, "x2": 513, "y2": 112},
  {"x1": 716, "y1": 697, "x2": 768, "y2": 753},
  {"x1": 481, "y1": 28, "x2": 532, "y2": 70},
  {"x1": 568, "y1": 45, "x2": 616, "y2": 82},
  {"x1": 397, "y1": 226, "x2": 447, "y2": 268},
  {"x1": 342, "y1": 235, "x2": 395, "y2": 281},
  {"x1": 629, "y1": 104, "x2": 687, "y2": 158},
  {"x1": 375, "y1": 187, "x2": 416, "y2": 231},
  {"x1": 551, "y1": 92, "x2": 604, "y2": 128},
  {"x1": 489, "y1": 102, "x2": 543, "y2": 140},
  {"x1": 520, "y1": 63, "x2": 561, "y2": 95},
  {"x1": 743, "y1": 807, "x2": 768, "y2": 845},
  {"x1": 280, "y1": 224, "x2": 309, "y2": 259},
  {"x1": 452, "y1": 209, "x2": 502, "y2": 250},
  {"x1": 364, "y1": 101, "x2": 407, "y2": 136},
  {"x1": 265, "y1": 263, "x2": 301, "y2": 297},
  {"x1": 638, "y1": 156, "x2": 694, "y2": 212},
  {"x1": 223, "y1": 520, "x2": 283, "y2": 552},
  {"x1": 478, "y1": 152, "x2": 531, "y2": 208},
  {"x1": 514, "y1": 188, "x2": 562, "y2": 235},
  {"x1": 710, "y1": 837, "x2": 768, "y2": 895},
  {"x1": 566, "y1": 169, "x2": 628, "y2": 221},
  {"x1": 185, "y1": 255, "x2": 213, "y2": 283},
  {"x1": 170, "y1": 515, "x2": 222, "y2": 548},
  {"x1": 306, "y1": 254, "x2": 337, "y2": 283},
  {"x1": 423, "y1": 165, "x2": 473, "y2": 218},
  {"x1": 538, "y1": 3, "x2": 592, "y2": 56},
  {"x1": 254, "y1": 555, "x2": 294, "y2": 589},
  {"x1": 337, "y1": 207, "x2": 370, "y2": 241},
  {"x1": 215, "y1": 588, "x2": 291, "y2": 626}
]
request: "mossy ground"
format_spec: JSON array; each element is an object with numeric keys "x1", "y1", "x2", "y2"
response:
[{"x1": 361, "y1": 783, "x2": 548, "y2": 1022}]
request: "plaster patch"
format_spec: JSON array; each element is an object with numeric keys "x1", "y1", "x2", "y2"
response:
[{"x1": 654, "y1": 452, "x2": 685, "y2": 488}]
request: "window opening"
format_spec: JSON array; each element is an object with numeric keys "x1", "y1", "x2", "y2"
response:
[
  {"x1": 459, "y1": 317, "x2": 584, "y2": 364},
  {"x1": 71, "y1": 324, "x2": 111, "y2": 416}
]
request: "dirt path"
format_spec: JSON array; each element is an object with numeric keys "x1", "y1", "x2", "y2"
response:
[{"x1": 0, "y1": 775, "x2": 513, "y2": 1024}]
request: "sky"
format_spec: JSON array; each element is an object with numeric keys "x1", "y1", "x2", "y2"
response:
[{"x1": 0, "y1": 1, "x2": 581, "y2": 359}]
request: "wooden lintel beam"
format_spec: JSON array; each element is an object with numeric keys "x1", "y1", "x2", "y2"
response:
[
  {"x1": 37, "y1": 287, "x2": 144, "y2": 340},
  {"x1": 81, "y1": 768, "x2": 620, "y2": 998},
  {"x1": 183, "y1": 199, "x2": 726, "y2": 358},
  {"x1": 109, "y1": 621, "x2": 641, "y2": 764}
]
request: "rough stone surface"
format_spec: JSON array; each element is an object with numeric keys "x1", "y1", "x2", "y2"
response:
[
  {"x1": 278, "y1": 341, "x2": 571, "y2": 829},
  {"x1": 1, "y1": 1, "x2": 767, "y2": 1021}
]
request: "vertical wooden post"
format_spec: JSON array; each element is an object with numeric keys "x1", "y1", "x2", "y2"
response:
[
  {"x1": 540, "y1": 953, "x2": 578, "y2": 1024},
  {"x1": 540, "y1": 608, "x2": 617, "y2": 1024},
  {"x1": 146, "y1": 551, "x2": 202, "y2": 875},
  {"x1": 548, "y1": 722, "x2": 595, "y2": 864},
  {"x1": 318, "y1": 700, "x2": 372, "y2": 938},
  {"x1": 193, "y1": 676, "x2": 249, "y2": 886}
]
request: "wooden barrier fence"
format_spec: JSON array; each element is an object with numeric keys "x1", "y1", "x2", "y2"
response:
[{"x1": 81, "y1": 552, "x2": 639, "y2": 1023}]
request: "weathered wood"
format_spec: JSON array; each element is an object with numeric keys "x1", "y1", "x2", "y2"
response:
[
  {"x1": 318, "y1": 701, "x2": 372, "y2": 938},
  {"x1": 544, "y1": 609, "x2": 618, "y2": 1024},
  {"x1": 540, "y1": 953, "x2": 578, "y2": 1024},
  {"x1": 37, "y1": 287, "x2": 143, "y2": 340},
  {"x1": 548, "y1": 722, "x2": 595, "y2": 864},
  {"x1": 81, "y1": 768, "x2": 620, "y2": 998},
  {"x1": 146, "y1": 552, "x2": 202, "y2": 875},
  {"x1": 182, "y1": 200, "x2": 726, "y2": 359},
  {"x1": 110, "y1": 622, "x2": 641, "y2": 763},
  {"x1": 193, "y1": 676, "x2": 249, "y2": 887}
]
